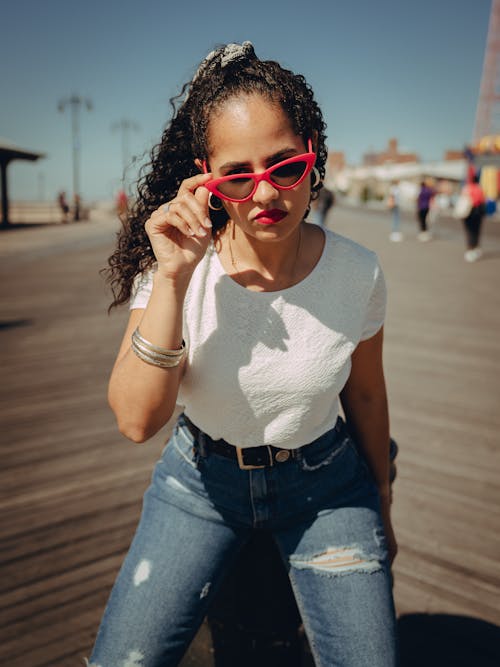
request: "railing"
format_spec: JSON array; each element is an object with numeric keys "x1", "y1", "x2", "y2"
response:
[{"x1": 0, "y1": 201, "x2": 89, "y2": 224}]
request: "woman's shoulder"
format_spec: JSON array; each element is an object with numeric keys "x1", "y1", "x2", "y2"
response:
[
  {"x1": 315, "y1": 230, "x2": 381, "y2": 290},
  {"x1": 323, "y1": 228, "x2": 378, "y2": 266}
]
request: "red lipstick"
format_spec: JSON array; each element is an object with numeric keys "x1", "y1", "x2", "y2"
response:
[{"x1": 254, "y1": 209, "x2": 287, "y2": 225}]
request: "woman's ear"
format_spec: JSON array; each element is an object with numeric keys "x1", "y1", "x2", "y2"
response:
[
  {"x1": 312, "y1": 130, "x2": 319, "y2": 154},
  {"x1": 194, "y1": 158, "x2": 204, "y2": 173}
]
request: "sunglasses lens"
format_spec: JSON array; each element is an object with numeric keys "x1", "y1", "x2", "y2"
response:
[
  {"x1": 270, "y1": 160, "x2": 309, "y2": 186},
  {"x1": 216, "y1": 177, "x2": 254, "y2": 201}
]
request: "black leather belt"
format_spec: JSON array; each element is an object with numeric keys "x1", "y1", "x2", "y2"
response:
[{"x1": 183, "y1": 414, "x2": 297, "y2": 470}]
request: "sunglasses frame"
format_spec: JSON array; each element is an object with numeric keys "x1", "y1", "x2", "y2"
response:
[{"x1": 202, "y1": 139, "x2": 316, "y2": 203}]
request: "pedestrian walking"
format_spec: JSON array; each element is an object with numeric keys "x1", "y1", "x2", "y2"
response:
[
  {"x1": 388, "y1": 180, "x2": 403, "y2": 242},
  {"x1": 311, "y1": 184, "x2": 334, "y2": 227},
  {"x1": 460, "y1": 174, "x2": 486, "y2": 262},
  {"x1": 57, "y1": 191, "x2": 69, "y2": 223},
  {"x1": 116, "y1": 188, "x2": 128, "y2": 220},
  {"x1": 73, "y1": 193, "x2": 81, "y2": 222},
  {"x1": 416, "y1": 179, "x2": 435, "y2": 241},
  {"x1": 89, "y1": 42, "x2": 398, "y2": 667}
]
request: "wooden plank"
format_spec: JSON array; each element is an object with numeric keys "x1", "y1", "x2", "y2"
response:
[{"x1": 1, "y1": 209, "x2": 499, "y2": 667}]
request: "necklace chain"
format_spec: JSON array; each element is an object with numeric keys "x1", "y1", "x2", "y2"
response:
[{"x1": 228, "y1": 224, "x2": 303, "y2": 286}]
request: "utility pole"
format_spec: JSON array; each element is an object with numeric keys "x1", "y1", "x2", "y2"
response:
[
  {"x1": 58, "y1": 94, "x2": 93, "y2": 208},
  {"x1": 111, "y1": 118, "x2": 140, "y2": 184}
]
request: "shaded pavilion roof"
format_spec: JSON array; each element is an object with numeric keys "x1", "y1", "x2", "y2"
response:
[
  {"x1": 0, "y1": 139, "x2": 46, "y2": 227},
  {"x1": 0, "y1": 137, "x2": 45, "y2": 162}
]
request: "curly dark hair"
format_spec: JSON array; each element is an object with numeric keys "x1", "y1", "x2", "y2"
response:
[{"x1": 105, "y1": 42, "x2": 328, "y2": 309}]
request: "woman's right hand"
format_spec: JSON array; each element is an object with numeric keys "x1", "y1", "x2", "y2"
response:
[{"x1": 145, "y1": 173, "x2": 215, "y2": 280}]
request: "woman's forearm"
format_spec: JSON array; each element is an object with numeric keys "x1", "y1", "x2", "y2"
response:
[
  {"x1": 340, "y1": 329, "x2": 398, "y2": 562},
  {"x1": 339, "y1": 328, "x2": 391, "y2": 494},
  {"x1": 108, "y1": 273, "x2": 190, "y2": 442},
  {"x1": 341, "y1": 389, "x2": 391, "y2": 495}
]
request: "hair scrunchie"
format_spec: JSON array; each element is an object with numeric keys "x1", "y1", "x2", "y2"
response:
[
  {"x1": 220, "y1": 41, "x2": 254, "y2": 67},
  {"x1": 192, "y1": 41, "x2": 255, "y2": 84}
]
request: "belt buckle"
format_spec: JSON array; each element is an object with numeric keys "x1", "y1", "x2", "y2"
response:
[{"x1": 236, "y1": 446, "x2": 271, "y2": 470}]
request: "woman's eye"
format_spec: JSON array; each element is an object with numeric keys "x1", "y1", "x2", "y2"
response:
[
  {"x1": 225, "y1": 168, "x2": 249, "y2": 177},
  {"x1": 232, "y1": 177, "x2": 252, "y2": 183},
  {"x1": 273, "y1": 162, "x2": 305, "y2": 178}
]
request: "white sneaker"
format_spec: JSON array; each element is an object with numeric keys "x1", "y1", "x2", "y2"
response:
[
  {"x1": 464, "y1": 248, "x2": 482, "y2": 262},
  {"x1": 418, "y1": 231, "x2": 432, "y2": 242},
  {"x1": 389, "y1": 232, "x2": 403, "y2": 242}
]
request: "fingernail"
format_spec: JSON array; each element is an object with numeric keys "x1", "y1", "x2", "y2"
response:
[
  {"x1": 197, "y1": 226, "x2": 207, "y2": 237},
  {"x1": 204, "y1": 217, "x2": 212, "y2": 228}
]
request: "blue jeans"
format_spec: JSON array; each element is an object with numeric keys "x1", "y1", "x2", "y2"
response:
[
  {"x1": 88, "y1": 415, "x2": 398, "y2": 667},
  {"x1": 391, "y1": 206, "x2": 400, "y2": 233}
]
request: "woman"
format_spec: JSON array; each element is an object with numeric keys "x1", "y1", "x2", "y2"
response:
[
  {"x1": 89, "y1": 42, "x2": 398, "y2": 667},
  {"x1": 461, "y1": 175, "x2": 486, "y2": 262},
  {"x1": 388, "y1": 180, "x2": 402, "y2": 242},
  {"x1": 416, "y1": 179, "x2": 435, "y2": 241}
]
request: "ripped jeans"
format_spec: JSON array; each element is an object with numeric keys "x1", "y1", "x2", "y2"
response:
[{"x1": 88, "y1": 415, "x2": 398, "y2": 667}]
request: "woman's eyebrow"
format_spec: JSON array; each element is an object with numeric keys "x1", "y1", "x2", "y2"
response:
[
  {"x1": 267, "y1": 147, "x2": 300, "y2": 164},
  {"x1": 219, "y1": 160, "x2": 251, "y2": 172},
  {"x1": 219, "y1": 147, "x2": 301, "y2": 173}
]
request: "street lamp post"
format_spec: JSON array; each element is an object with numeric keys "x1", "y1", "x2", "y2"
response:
[
  {"x1": 58, "y1": 94, "x2": 92, "y2": 216},
  {"x1": 111, "y1": 118, "x2": 140, "y2": 186}
]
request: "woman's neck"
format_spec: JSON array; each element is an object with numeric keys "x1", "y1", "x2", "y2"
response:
[{"x1": 217, "y1": 221, "x2": 323, "y2": 293}]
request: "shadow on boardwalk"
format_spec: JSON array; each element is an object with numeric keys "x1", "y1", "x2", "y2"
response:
[
  {"x1": 398, "y1": 613, "x2": 500, "y2": 666},
  {"x1": 1, "y1": 210, "x2": 499, "y2": 665}
]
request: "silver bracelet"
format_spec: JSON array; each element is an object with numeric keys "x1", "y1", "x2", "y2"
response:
[
  {"x1": 133, "y1": 328, "x2": 185, "y2": 357},
  {"x1": 132, "y1": 343, "x2": 185, "y2": 368},
  {"x1": 131, "y1": 328, "x2": 186, "y2": 368}
]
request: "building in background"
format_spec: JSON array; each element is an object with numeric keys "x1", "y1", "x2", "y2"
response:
[
  {"x1": 362, "y1": 138, "x2": 419, "y2": 167},
  {"x1": 444, "y1": 149, "x2": 467, "y2": 161}
]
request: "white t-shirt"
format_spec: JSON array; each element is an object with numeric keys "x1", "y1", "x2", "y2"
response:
[{"x1": 131, "y1": 229, "x2": 386, "y2": 449}]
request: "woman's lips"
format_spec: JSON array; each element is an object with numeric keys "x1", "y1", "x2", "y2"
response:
[{"x1": 254, "y1": 209, "x2": 287, "y2": 225}]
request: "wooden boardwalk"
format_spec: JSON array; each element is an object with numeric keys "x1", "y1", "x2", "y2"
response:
[{"x1": 1, "y1": 208, "x2": 499, "y2": 666}]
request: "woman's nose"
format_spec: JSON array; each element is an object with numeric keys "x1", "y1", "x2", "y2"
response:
[{"x1": 252, "y1": 178, "x2": 279, "y2": 205}]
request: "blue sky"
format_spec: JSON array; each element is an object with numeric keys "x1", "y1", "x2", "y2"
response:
[{"x1": 0, "y1": 0, "x2": 491, "y2": 201}]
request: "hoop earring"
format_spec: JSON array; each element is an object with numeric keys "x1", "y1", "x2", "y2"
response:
[
  {"x1": 311, "y1": 167, "x2": 322, "y2": 189},
  {"x1": 208, "y1": 193, "x2": 224, "y2": 211}
]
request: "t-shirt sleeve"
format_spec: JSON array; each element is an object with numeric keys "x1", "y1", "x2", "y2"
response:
[
  {"x1": 360, "y1": 261, "x2": 387, "y2": 340},
  {"x1": 129, "y1": 269, "x2": 154, "y2": 310}
]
